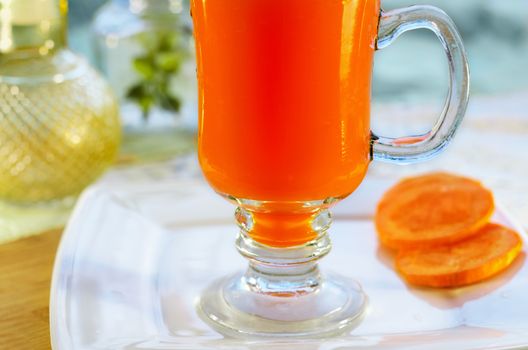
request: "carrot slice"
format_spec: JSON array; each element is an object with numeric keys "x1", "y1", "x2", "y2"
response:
[
  {"x1": 396, "y1": 223, "x2": 523, "y2": 288},
  {"x1": 375, "y1": 173, "x2": 494, "y2": 250}
]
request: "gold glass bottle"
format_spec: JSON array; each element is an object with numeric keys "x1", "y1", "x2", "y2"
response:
[{"x1": 0, "y1": 0, "x2": 121, "y2": 203}]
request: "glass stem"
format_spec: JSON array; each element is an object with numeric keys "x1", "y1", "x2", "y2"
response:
[
  {"x1": 197, "y1": 205, "x2": 368, "y2": 336},
  {"x1": 235, "y1": 207, "x2": 333, "y2": 297},
  {"x1": 244, "y1": 262, "x2": 321, "y2": 296}
]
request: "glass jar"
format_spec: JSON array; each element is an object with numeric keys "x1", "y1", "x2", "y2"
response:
[
  {"x1": 0, "y1": 0, "x2": 121, "y2": 203},
  {"x1": 92, "y1": 0, "x2": 197, "y2": 135}
]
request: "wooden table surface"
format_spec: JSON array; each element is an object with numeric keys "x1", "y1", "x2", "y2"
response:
[{"x1": 0, "y1": 230, "x2": 62, "y2": 350}]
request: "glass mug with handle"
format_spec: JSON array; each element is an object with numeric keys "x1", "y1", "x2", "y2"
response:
[{"x1": 191, "y1": 0, "x2": 469, "y2": 337}]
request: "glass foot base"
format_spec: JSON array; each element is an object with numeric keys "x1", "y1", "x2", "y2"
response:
[{"x1": 197, "y1": 271, "x2": 368, "y2": 338}]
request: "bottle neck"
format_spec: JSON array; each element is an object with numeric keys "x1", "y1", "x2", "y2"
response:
[
  {"x1": 127, "y1": 0, "x2": 185, "y2": 15},
  {"x1": 0, "y1": 0, "x2": 67, "y2": 58}
]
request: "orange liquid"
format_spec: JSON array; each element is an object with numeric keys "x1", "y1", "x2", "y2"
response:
[{"x1": 192, "y1": 0, "x2": 380, "y2": 247}]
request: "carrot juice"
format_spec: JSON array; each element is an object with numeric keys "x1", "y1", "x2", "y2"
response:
[{"x1": 192, "y1": 0, "x2": 381, "y2": 247}]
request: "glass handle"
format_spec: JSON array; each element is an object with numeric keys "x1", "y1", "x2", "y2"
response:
[{"x1": 372, "y1": 5, "x2": 470, "y2": 163}]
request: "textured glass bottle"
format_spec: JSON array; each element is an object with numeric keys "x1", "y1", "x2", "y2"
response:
[
  {"x1": 92, "y1": 0, "x2": 197, "y2": 132},
  {"x1": 0, "y1": 0, "x2": 121, "y2": 203}
]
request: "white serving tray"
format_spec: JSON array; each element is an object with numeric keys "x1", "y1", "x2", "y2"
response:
[{"x1": 50, "y1": 170, "x2": 528, "y2": 350}]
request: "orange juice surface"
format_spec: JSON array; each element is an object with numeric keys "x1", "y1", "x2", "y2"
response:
[{"x1": 192, "y1": 0, "x2": 380, "y2": 246}]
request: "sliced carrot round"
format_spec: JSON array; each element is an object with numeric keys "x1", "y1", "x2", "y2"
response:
[
  {"x1": 396, "y1": 223, "x2": 523, "y2": 288},
  {"x1": 375, "y1": 172, "x2": 494, "y2": 250}
]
